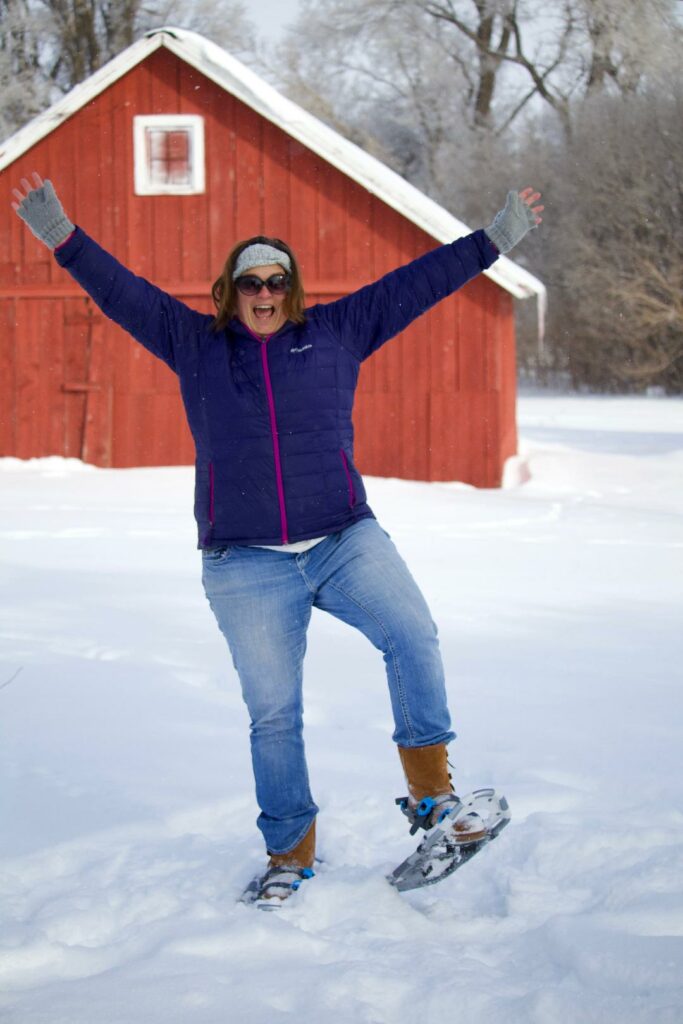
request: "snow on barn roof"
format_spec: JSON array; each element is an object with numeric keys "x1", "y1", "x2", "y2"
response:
[{"x1": 0, "y1": 26, "x2": 545, "y2": 306}]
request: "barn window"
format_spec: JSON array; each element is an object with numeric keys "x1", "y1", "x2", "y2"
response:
[{"x1": 133, "y1": 115, "x2": 205, "y2": 195}]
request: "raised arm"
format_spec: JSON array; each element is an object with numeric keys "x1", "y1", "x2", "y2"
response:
[
  {"x1": 317, "y1": 187, "x2": 543, "y2": 362},
  {"x1": 12, "y1": 173, "x2": 210, "y2": 373}
]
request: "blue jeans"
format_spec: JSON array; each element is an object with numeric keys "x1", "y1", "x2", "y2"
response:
[{"x1": 201, "y1": 518, "x2": 454, "y2": 854}]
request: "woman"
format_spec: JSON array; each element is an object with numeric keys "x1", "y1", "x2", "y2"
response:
[{"x1": 13, "y1": 173, "x2": 542, "y2": 905}]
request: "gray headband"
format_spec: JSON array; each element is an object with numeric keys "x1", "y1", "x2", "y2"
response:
[{"x1": 233, "y1": 244, "x2": 292, "y2": 280}]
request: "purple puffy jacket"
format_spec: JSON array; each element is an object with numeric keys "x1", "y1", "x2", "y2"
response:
[{"x1": 55, "y1": 228, "x2": 498, "y2": 547}]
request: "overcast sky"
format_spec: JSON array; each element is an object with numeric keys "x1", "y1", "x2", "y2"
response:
[{"x1": 246, "y1": 0, "x2": 303, "y2": 40}]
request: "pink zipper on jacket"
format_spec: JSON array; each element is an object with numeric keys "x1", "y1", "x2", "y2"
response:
[{"x1": 245, "y1": 325, "x2": 289, "y2": 544}]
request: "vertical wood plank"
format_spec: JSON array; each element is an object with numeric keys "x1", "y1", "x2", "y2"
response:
[
  {"x1": 80, "y1": 311, "x2": 113, "y2": 467},
  {"x1": 63, "y1": 298, "x2": 89, "y2": 458},
  {"x1": 315, "y1": 158, "x2": 347, "y2": 284},
  {"x1": 287, "y1": 138, "x2": 321, "y2": 286},
  {"x1": 15, "y1": 299, "x2": 50, "y2": 457},
  {"x1": 0, "y1": 299, "x2": 17, "y2": 455},
  {"x1": 498, "y1": 291, "x2": 518, "y2": 469},
  {"x1": 234, "y1": 100, "x2": 264, "y2": 243},
  {"x1": 178, "y1": 59, "x2": 212, "y2": 284},
  {"x1": 261, "y1": 119, "x2": 293, "y2": 244}
]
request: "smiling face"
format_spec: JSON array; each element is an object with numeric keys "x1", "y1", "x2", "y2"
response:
[
  {"x1": 212, "y1": 237, "x2": 307, "y2": 334},
  {"x1": 235, "y1": 264, "x2": 289, "y2": 336}
]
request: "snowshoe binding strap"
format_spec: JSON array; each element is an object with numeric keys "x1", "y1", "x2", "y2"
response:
[
  {"x1": 240, "y1": 865, "x2": 315, "y2": 910},
  {"x1": 396, "y1": 793, "x2": 463, "y2": 835}
]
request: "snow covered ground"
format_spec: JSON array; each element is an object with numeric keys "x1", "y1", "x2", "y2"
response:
[{"x1": 1, "y1": 392, "x2": 682, "y2": 1023}]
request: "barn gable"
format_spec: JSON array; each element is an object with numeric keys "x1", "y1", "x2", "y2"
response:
[{"x1": 0, "y1": 27, "x2": 544, "y2": 486}]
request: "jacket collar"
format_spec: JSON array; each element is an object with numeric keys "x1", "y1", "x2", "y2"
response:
[{"x1": 228, "y1": 316, "x2": 299, "y2": 342}]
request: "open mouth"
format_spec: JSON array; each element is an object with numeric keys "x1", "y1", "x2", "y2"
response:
[{"x1": 253, "y1": 304, "x2": 276, "y2": 320}]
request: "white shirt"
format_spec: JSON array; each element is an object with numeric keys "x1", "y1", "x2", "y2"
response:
[{"x1": 252, "y1": 536, "x2": 328, "y2": 554}]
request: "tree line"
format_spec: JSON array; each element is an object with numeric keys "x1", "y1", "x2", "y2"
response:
[{"x1": 2, "y1": 0, "x2": 681, "y2": 392}]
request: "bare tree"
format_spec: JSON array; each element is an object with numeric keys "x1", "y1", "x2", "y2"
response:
[
  {"x1": 0, "y1": 0, "x2": 53, "y2": 136},
  {"x1": 409, "y1": 1, "x2": 679, "y2": 132},
  {"x1": 276, "y1": 0, "x2": 616, "y2": 143},
  {"x1": 0, "y1": 0, "x2": 256, "y2": 138},
  {"x1": 511, "y1": 71, "x2": 683, "y2": 393}
]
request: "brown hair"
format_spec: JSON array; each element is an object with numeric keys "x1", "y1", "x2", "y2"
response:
[{"x1": 211, "y1": 236, "x2": 306, "y2": 331}]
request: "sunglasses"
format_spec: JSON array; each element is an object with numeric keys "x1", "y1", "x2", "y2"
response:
[{"x1": 235, "y1": 273, "x2": 291, "y2": 296}]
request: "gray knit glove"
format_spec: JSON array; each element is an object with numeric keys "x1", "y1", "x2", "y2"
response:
[
  {"x1": 14, "y1": 179, "x2": 74, "y2": 249},
  {"x1": 485, "y1": 190, "x2": 538, "y2": 254}
]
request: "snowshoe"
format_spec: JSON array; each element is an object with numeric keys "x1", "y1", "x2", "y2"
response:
[
  {"x1": 388, "y1": 788, "x2": 510, "y2": 892},
  {"x1": 239, "y1": 864, "x2": 315, "y2": 910}
]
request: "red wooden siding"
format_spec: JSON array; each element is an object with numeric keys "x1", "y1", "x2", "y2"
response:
[{"x1": 0, "y1": 46, "x2": 517, "y2": 485}]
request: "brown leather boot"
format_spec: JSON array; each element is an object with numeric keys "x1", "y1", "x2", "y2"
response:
[
  {"x1": 398, "y1": 743, "x2": 452, "y2": 803},
  {"x1": 267, "y1": 819, "x2": 316, "y2": 869},
  {"x1": 398, "y1": 744, "x2": 487, "y2": 843}
]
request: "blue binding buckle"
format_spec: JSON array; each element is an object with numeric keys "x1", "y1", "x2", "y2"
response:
[
  {"x1": 291, "y1": 867, "x2": 315, "y2": 891},
  {"x1": 416, "y1": 797, "x2": 436, "y2": 817}
]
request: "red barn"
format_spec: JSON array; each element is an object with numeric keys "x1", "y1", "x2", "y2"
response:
[{"x1": 0, "y1": 27, "x2": 544, "y2": 486}]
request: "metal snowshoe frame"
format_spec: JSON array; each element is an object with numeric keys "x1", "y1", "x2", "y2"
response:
[{"x1": 388, "y1": 788, "x2": 510, "y2": 892}]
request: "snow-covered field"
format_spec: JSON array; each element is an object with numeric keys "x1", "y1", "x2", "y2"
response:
[{"x1": 1, "y1": 393, "x2": 682, "y2": 1024}]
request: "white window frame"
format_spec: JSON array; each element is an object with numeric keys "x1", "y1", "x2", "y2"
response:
[{"x1": 133, "y1": 114, "x2": 205, "y2": 196}]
